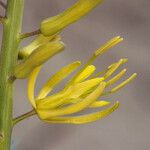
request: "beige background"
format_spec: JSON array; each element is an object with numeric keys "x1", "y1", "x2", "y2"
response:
[{"x1": 0, "y1": 0, "x2": 150, "y2": 150}]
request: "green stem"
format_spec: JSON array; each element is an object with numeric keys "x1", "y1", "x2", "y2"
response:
[
  {"x1": 0, "y1": 0, "x2": 24, "y2": 149},
  {"x1": 13, "y1": 110, "x2": 36, "y2": 126}
]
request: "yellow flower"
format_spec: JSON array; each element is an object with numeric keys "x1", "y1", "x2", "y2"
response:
[{"x1": 27, "y1": 37, "x2": 136, "y2": 124}]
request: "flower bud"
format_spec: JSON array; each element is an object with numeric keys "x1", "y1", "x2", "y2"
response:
[
  {"x1": 40, "y1": 0, "x2": 103, "y2": 36},
  {"x1": 14, "y1": 41, "x2": 65, "y2": 78},
  {"x1": 18, "y1": 34, "x2": 60, "y2": 59}
]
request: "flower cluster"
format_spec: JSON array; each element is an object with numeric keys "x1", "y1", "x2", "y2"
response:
[
  {"x1": 26, "y1": 37, "x2": 136, "y2": 124},
  {"x1": 15, "y1": 0, "x2": 137, "y2": 124}
]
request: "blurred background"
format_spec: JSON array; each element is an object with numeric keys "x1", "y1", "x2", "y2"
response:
[{"x1": 0, "y1": 0, "x2": 150, "y2": 150}]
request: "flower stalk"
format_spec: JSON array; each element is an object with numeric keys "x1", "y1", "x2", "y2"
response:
[{"x1": 0, "y1": 0, "x2": 24, "y2": 149}]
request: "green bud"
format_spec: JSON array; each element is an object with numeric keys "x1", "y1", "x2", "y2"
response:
[
  {"x1": 14, "y1": 41, "x2": 65, "y2": 78},
  {"x1": 40, "y1": 0, "x2": 103, "y2": 36}
]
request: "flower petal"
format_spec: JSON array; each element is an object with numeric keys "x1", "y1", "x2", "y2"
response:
[
  {"x1": 89, "y1": 100, "x2": 110, "y2": 108},
  {"x1": 27, "y1": 66, "x2": 42, "y2": 108},
  {"x1": 37, "y1": 61, "x2": 81, "y2": 99},
  {"x1": 70, "y1": 78, "x2": 104, "y2": 99},
  {"x1": 73, "y1": 65, "x2": 96, "y2": 83},
  {"x1": 66, "y1": 98, "x2": 110, "y2": 108},
  {"x1": 38, "y1": 82, "x2": 106, "y2": 119},
  {"x1": 37, "y1": 78, "x2": 103, "y2": 109},
  {"x1": 44, "y1": 102, "x2": 119, "y2": 124}
]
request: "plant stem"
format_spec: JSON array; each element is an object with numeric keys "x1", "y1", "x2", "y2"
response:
[
  {"x1": 13, "y1": 110, "x2": 36, "y2": 126},
  {"x1": 0, "y1": 0, "x2": 24, "y2": 149}
]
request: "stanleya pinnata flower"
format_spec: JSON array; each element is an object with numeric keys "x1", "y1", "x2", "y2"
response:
[{"x1": 27, "y1": 36, "x2": 136, "y2": 124}]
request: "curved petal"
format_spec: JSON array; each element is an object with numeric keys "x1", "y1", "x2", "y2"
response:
[
  {"x1": 37, "y1": 78, "x2": 104, "y2": 110},
  {"x1": 27, "y1": 66, "x2": 42, "y2": 108},
  {"x1": 37, "y1": 82, "x2": 106, "y2": 119},
  {"x1": 44, "y1": 102, "x2": 119, "y2": 124},
  {"x1": 37, "y1": 61, "x2": 81, "y2": 99}
]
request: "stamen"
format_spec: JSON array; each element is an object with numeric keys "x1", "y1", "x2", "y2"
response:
[
  {"x1": 106, "y1": 69, "x2": 127, "y2": 87},
  {"x1": 110, "y1": 73, "x2": 137, "y2": 93}
]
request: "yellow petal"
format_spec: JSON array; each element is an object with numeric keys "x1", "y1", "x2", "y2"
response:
[
  {"x1": 37, "y1": 78, "x2": 103, "y2": 110},
  {"x1": 37, "y1": 61, "x2": 81, "y2": 99},
  {"x1": 44, "y1": 102, "x2": 119, "y2": 124},
  {"x1": 73, "y1": 65, "x2": 96, "y2": 83},
  {"x1": 40, "y1": 0, "x2": 104, "y2": 36},
  {"x1": 70, "y1": 78, "x2": 104, "y2": 99},
  {"x1": 27, "y1": 66, "x2": 41, "y2": 108},
  {"x1": 106, "y1": 69, "x2": 127, "y2": 87},
  {"x1": 18, "y1": 34, "x2": 59, "y2": 59},
  {"x1": 89, "y1": 100, "x2": 110, "y2": 108},
  {"x1": 38, "y1": 82, "x2": 106, "y2": 119},
  {"x1": 67, "y1": 99, "x2": 110, "y2": 108},
  {"x1": 14, "y1": 41, "x2": 65, "y2": 79},
  {"x1": 36, "y1": 87, "x2": 73, "y2": 109}
]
